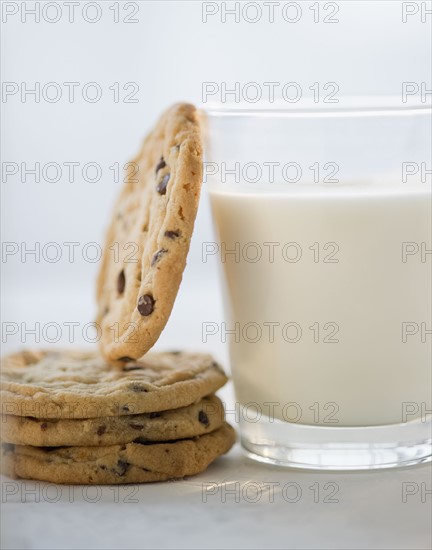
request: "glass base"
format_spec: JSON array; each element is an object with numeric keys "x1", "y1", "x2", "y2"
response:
[{"x1": 240, "y1": 412, "x2": 432, "y2": 471}]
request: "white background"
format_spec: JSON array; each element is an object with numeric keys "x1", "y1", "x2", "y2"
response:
[{"x1": 1, "y1": 1, "x2": 432, "y2": 549}]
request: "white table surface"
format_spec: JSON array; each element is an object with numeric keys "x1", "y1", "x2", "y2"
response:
[
  {"x1": 1, "y1": 434, "x2": 431, "y2": 550},
  {"x1": 1, "y1": 287, "x2": 431, "y2": 550}
]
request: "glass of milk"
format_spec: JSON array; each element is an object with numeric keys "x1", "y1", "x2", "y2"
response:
[{"x1": 201, "y1": 100, "x2": 431, "y2": 470}]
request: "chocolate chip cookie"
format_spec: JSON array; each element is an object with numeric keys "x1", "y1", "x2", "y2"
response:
[
  {"x1": 1, "y1": 395, "x2": 224, "y2": 446},
  {"x1": 1, "y1": 349, "x2": 227, "y2": 419},
  {"x1": 2, "y1": 423, "x2": 236, "y2": 484},
  {"x1": 96, "y1": 103, "x2": 203, "y2": 363}
]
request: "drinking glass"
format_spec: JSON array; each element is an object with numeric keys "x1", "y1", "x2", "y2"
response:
[{"x1": 201, "y1": 100, "x2": 432, "y2": 470}]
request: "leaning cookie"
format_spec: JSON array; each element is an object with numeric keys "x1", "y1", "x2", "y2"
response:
[
  {"x1": 1, "y1": 349, "x2": 227, "y2": 419},
  {"x1": 96, "y1": 103, "x2": 203, "y2": 363},
  {"x1": 1, "y1": 395, "x2": 224, "y2": 447},
  {"x1": 2, "y1": 423, "x2": 236, "y2": 484}
]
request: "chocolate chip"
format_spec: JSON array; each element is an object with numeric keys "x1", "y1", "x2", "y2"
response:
[
  {"x1": 164, "y1": 230, "x2": 180, "y2": 239},
  {"x1": 129, "y1": 383, "x2": 148, "y2": 393},
  {"x1": 151, "y1": 248, "x2": 168, "y2": 267},
  {"x1": 117, "y1": 270, "x2": 125, "y2": 294},
  {"x1": 115, "y1": 460, "x2": 129, "y2": 476},
  {"x1": 156, "y1": 173, "x2": 170, "y2": 195},
  {"x1": 122, "y1": 364, "x2": 144, "y2": 371},
  {"x1": 198, "y1": 411, "x2": 210, "y2": 427},
  {"x1": 137, "y1": 294, "x2": 155, "y2": 316},
  {"x1": 122, "y1": 405, "x2": 130, "y2": 413},
  {"x1": 149, "y1": 412, "x2": 161, "y2": 419},
  {"x1": 97, "y1": 425, "x2": 106, "y2": 436},
  {"x1": 40, "y1": 422, "x2": 48, "y2": 431},
  {"x1": 119, "y1": 356, "x2": 135, "y2": 362},
  {"x1": 129, "y1": 423, "x2": 144, "y2": 430},
  {"x1": 155, "y1": 157, "x2": 166, "y2": 173}
]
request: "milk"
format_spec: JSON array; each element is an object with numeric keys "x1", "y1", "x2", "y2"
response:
[{"x1": 209, "y1": 183, "x2": 431, "y2": 427}]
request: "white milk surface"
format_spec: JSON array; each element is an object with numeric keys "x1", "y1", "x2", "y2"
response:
[{"x1": 209, "y1": 183, "x2": 431, "y2": 426}]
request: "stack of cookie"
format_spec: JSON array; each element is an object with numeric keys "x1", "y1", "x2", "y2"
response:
[
  {"x1": 1, "y1": 104, "x2": 236, "y2": 483},
  {"x1": 1, "y1": 350, "x2": 235, "y2": 484}
]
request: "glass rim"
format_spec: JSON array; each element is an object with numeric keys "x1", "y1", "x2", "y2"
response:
[{"x1": 200, "y1": 98, "x2": 432, "y2": 118}]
